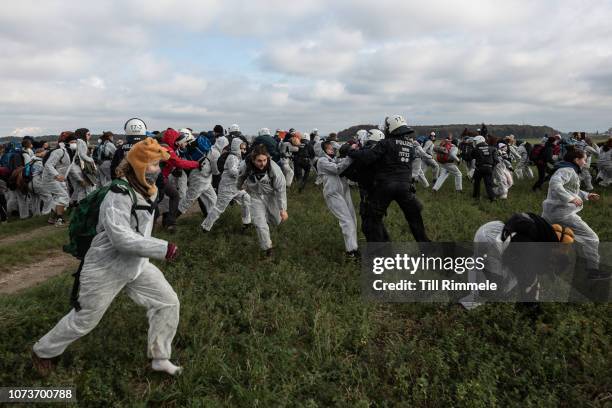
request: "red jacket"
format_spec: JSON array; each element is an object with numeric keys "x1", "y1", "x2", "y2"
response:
[{"x1": 161, "y1": 128, "x2": 199, "y2": 180}]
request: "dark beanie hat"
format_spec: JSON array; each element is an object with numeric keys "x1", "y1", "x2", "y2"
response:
[{"x1": 213, "y1": 125, "x2": 224, "y2": 134}]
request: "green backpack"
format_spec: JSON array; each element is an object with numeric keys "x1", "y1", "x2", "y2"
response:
[
  {"x1": 64, "y1": 179, "x2": 140, "y2": 311},
  {"x1": 63, "y1": 179, "x2": 137, "y2": 260}
]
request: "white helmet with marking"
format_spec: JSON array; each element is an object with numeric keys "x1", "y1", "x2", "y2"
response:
[
  {"x1": 368, "y1": 129, "x2": 385, "y2": 142},
  {"x1": 124, "y1": 118, "x2": 147, "y2": 136}
]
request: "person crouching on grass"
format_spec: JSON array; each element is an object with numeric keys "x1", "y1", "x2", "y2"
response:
[
  {"x1": 33, "y1": 138, "x2": 183, "y2": 376},
  {"x1": 542, "y1": 147, "x2": 608, "y2": 280},
  {"x1": 237, "y1": 144, "x2": 288, "y2": 257}
]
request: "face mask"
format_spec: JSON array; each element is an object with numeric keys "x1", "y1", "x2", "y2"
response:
[{"x1": 145, "y1": 170, "x2": 160, "y2": 185}]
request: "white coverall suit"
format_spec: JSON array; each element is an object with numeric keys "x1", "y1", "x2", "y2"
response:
[
  {"x1": 421, "y1": 139, "x2": 440, "y2": 182},
  {"x1": 69, "y1": 139, "x2": 97, "y2": 203},
  {"x1": 514, "y1": 143, "x2": 534, "y2": 179},
  {"x1": 597, "y1": 146, "x2": 612, "y2": 186},
  {"x1": 14, "y1": 149, "x2": 34, "y2": 218},
  {"x1": 432, "y1": 145, "x2": 462, "y2": 192},
  {"x1": 238, "y1": 160, "x2": 287, "y2": 250},
  {"x1": 42, "y1": 146, "x2": 72, "y2": 208},
  {"x1": 209, "y1": 136, "x2": 229, "y2": 177},
  {"x1": 178, "y1": 150, "x2": 217, "y2": 215},
  {"x1": 28, "y1": 157, "x2": 50, "y2": 216},
  {"x1": 34, "y1": 184, "x2": 179, "y2": 360},
  {"x1": 542, "y1": 166, "x2": 599, "y2": 270},
  {"x1": 411, "y1": 144, "x2": 432, "y2": 188},
  {"x1": 279, "y1": 141, "x2": 298, "y2": 187},
  {"x1": 98, "y1": 140, "x2": 117, "y2": 187},
  {"x1": 201, "y1": 138, "x2": 252, "y2": 231},
  {"x1": 315, "y1": 142, "x2": 358, "y2": 252}
]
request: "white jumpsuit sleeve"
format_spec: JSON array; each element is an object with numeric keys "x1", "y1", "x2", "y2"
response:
[
  {"x1": 225, "y1": 156, "x2": 240, "y2": 178},
  {"x1": 44, "y1": 149, "x2": 63, "y2": 178},
  {"x1": 549, "y1": 170, "x2": 578, "y2": 203},
  {"x1": 100, "y1": 192, "x2": 168, "y2": 260},
  {"x1": 271, "y1": 162, "x2": 287, "y2": 211},
  {"x1": 317, "y1": 157, "x2": 353, "y2": 175}
]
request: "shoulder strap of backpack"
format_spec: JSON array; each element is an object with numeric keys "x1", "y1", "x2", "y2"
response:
[{"x1": 110, "y1": 179, "x2": 144, "y2": 233}]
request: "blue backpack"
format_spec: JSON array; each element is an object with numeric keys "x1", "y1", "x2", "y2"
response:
[
  {"x1": 0, "y1": 145, "x2": 24, "y2": 172},
  {"x1": 183, "y1": 136, "x2": 212, "y2": 161}
]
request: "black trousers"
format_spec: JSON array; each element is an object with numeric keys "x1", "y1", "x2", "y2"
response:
[
  {"x1": 158, "y1": 181, "x2": 180, "y2": 227},
  {"x1": 294, "y1": 161, "x2": 311, "y2": 192},
  {"x1": 0, "y1": 192, "x2": 7, "y2": 221},
  {"x1": 363, "y1": 181, "x2": 430, "y2": 242},
  {"x1": 532, "y1": 163, "x2": 553, "y2": 191},
  {"x1": 359, "y1": 186, "x2": 389, "y2": 241},
  {"x1": 472, "y1": 166, "x2": 495, "y2": 201}
]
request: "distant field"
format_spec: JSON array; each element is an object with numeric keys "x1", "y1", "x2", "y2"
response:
[{"x1": 0, "y1": 172, "x2": 610, "y2": 406}]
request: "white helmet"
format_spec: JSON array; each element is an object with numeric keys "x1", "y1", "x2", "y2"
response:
[
  {"x1": 179, "y1": 128, "x2": 193, "y2": 139},
  {"x1": 368, "y1": 129, "x2": 385, "y2": 142},
  {"x1": 258, "y1": 128, "x2": 271, "y2": 136},
  {"x1": 384, "y1": 114, "x2": 408, "y2": 135},
  {"x1": 311, "y1": 128, "x2": 319, "y2": 136},
  {"x1": 124, "y1": 118, "x2": 147, "y2": 136},
  {"x1": 176, "y1": 129, "x2": 195, "y2": 147},
  {"x1": 229, "y1": 124, "x2": 240, "y2": 133},
  {"x1": 303, "y1": 132, "x2": 310, "y2": 141},
  {"x1": 472, "y1": 135, "x2": 486, "y2": 145}
]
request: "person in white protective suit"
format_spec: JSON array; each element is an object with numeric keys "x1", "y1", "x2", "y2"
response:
[
  {"x1": 28, "y1": 148, "x2": 50, "y2": 216},
  {"x1": 97, "y1": 131, "x2": 117, "y2": 186},
  {"x1": 493, "y1": 140, "x2": 514, "y2": 199},
  {"x1": 237, "y1": 144, "x2": 288, "y2": 257},
  {"x1": 69, "y1": 128, "x2": 97, "y2": 204},
  {"x1": 541, "y1": 148, "x2": 607, "y2": 280},
  {"x1": 177, "y1": 132, "x2": 218, "y2": 218},
  {"x1": 410, "y1": 136, "x2": 433, "y2": 188},
  {"x1": 432, "y1": 136, "x2": 462, "y2": 192},
  {"x1": 597, "y1": 138, "x2": 612, "y2": 186},
  {"x1": 421, "y1": 132, "x2": 440, "y2": 183},
  {"x1": 459, "y1": 212, "x2": 576, "y2": 310},
  {"x1": 201, "y1": 137, "x2": 252, "y2": 232},
  {"x1": 315, "y1": 140, "x2": 359, "y2": 258},
  {"x1": 12, "y1": 139, "x2": 34, "y2": 219},
  {"x1": 42, "y1": 132, "x2": 75, "y2": 226},
  {"x1": 279, "y1": 133, "x2": 298, "y2": 187},
  {"x1": 32, "y1": 138, "x2": 183, "y2": 377},
  {"x1": 514, "y1": 140, "x2": 534, "y2": 180},
  {"x1": 578, "y1": 135, "x2": 599, "y2": 191}
]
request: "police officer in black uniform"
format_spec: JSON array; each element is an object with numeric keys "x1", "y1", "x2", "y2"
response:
[
  {"x1": 470, "y1": 135, "x2": 499, "y2": 201},
  {"x1": 347, "y1": 115, "x2": 430, "y2": 242}
]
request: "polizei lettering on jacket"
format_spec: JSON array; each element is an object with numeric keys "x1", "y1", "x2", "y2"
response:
[{"x1": 395, "y1": 139, "x2": 414, "y2": 163}]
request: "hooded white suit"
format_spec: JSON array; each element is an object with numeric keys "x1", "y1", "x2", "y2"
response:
[
  {"x1": 238, "y1": 159, "x2": 287, "y2": 250},
  {"x1": 315, "y1": 142, "x2": 358, "y2": 252},
  {"x1": 201, "y1": 138, "x2": 251, "y2": 230},
  {"x1": 542, "y1": 166, "x2": 599, "y2": 269},
  {"x1": 34, "y1": 184, "x2": 179, "y2": 360}
]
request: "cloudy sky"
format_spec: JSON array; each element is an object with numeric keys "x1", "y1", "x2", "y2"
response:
[{"x1": 2, "y1": 0, "x2": 612, "y2": 137}]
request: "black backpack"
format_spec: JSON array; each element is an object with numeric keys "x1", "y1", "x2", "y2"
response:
[{"x1": 216, "y1": 150, "x2": 231, "y2": 175}]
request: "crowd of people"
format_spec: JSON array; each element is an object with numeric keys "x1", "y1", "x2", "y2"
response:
[{"x1": 0, "y1": 115, "x2": 609, "y2": 376}]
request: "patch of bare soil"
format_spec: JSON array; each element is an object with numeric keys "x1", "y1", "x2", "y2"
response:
[
  {"x1": 0, "y1": 225, "x2": 58, "y2": 246},
  {"x1": 0, "y1": 250, "x2": 79, "y2": 294}
]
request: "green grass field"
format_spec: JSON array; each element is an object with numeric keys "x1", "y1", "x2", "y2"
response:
[{"x1": 0, "y1": 172, "x2": 610, "y2": 406}]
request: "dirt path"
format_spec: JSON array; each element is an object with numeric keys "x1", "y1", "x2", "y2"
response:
[
  {"x1": 0, "y1": 250, "x2": 79, "y2": 294},
  {"x1": 0, "y1": 225, "x2": 58, "y2": 246},
  {"x1": 0, "y1": 206, "x2": 204, "y2": 295}
]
